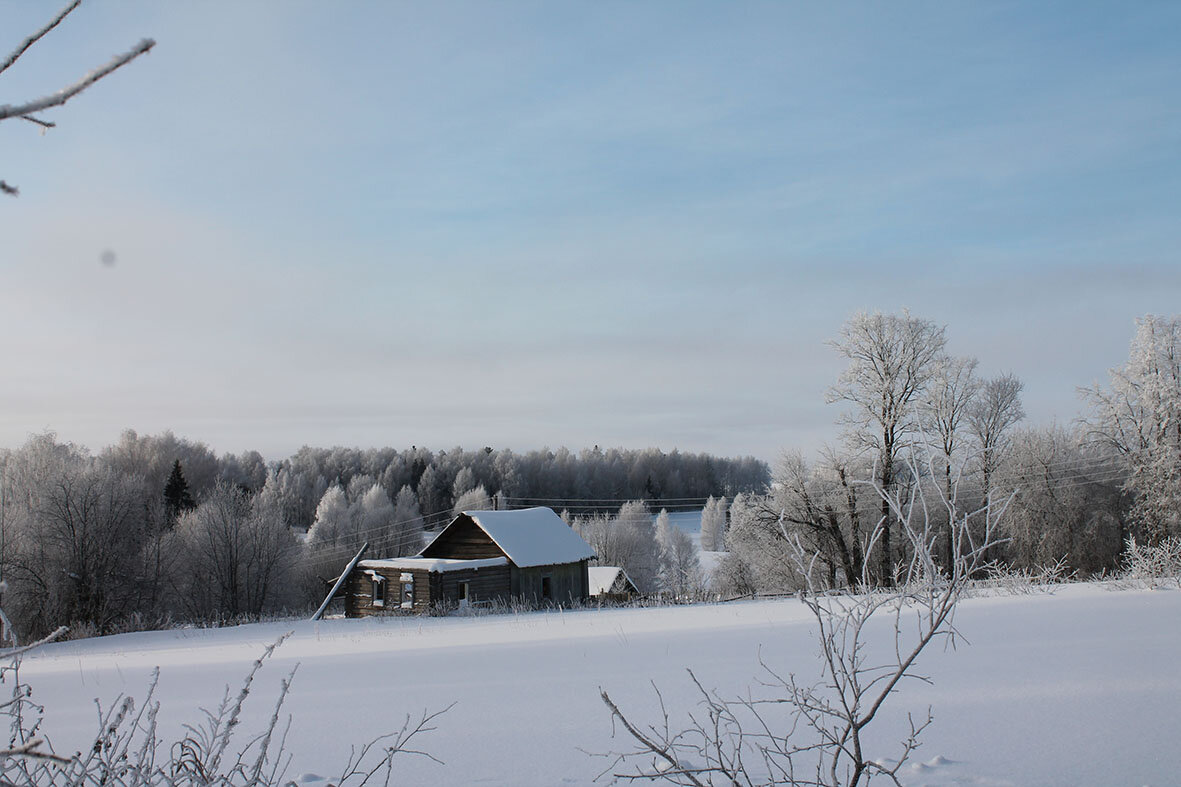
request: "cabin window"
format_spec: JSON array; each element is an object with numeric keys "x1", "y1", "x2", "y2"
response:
[
  {"x1": 458, "y1": 581, "x2": 470, "y2": 608},
  {"x1": 371, "y1": 576, "x2": 385, "y2": 607},
  {"x1": 541, "y1": 574, "x2": 552, "y2": 600},
  {"x1": 399, "y1": 572, "x2": 414, "y2": 609}
]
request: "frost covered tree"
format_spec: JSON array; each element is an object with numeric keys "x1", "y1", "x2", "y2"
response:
[
  {"x1": 827, "y1": 310, "x2": 947, "y2": 585},
  {"x1": 613, "y1": 501, "x2": 661, "y2": 593},
  {"x1": 172, "y1": 481, "x2": 296, "y2": 619},
  {"x1": 391, "y1": 485, "x2": 424, "y2": 557},
  {"x1": 452, "y1": 467, "x2": 478, "y2": 500},
  {"x1": 1084, "y1": 315, "x2": 1181, "y2": 543},
  {"x1": 308, "y1": 485, "x2": 351, "y2": 548},
  {"x1": 417, "y1": 465, "x2": 446, "y2": 517},
  {"x1": 354, "y1": 483, "x2": 396, "y2": 558},
  {"x1": 576, "y1": 502, "x2": 661, "y2": 594},
  {"x1": 218, "y1": 449, "x2": 269, "y2": 492},
  {"x1": 712, "y1": 491, "x2": 798, "y2": 596},
  {"x1": 34, "y1": 463, "x2": 146, "y2": 632},
  {"x1": 655, "y1": 508, "x2": 675, "y2": 590},
  {"x1": 717, "y1": 452, "x2": 871, "y2": 594},
  {"x1": 664, "y1": 526, "x2": 703, "y2": 598},
  {"x1": 452, "y1": 484, "x2": 492, "y2": 516},
  {"x1": 0, "y1": 434, "x2": 159, "y2": 637},
  {"x1": 699, "y1": 495, "x2": 727, "y2": 552},
  {"x1": 345, "y1": 474, "x2": 377, "y2": 505},
  {"x1": 1002, "y1": 426, "x2": 1124, "y2": 573}
]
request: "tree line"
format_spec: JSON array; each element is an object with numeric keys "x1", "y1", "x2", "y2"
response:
[
  {"x1": 714, "y1": 312, "x2": 1180, "y2": 596},
  {"x1": 0, "y1": 437, "x2": 767, "y2": 640}
]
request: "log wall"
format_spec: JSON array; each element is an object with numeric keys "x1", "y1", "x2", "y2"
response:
[
  {"x1": 345, "y1": 566, "x2": 434, "y2": 617},
  {"x1": 511, "y1": 560, "x2": 589, "y2": 605}
]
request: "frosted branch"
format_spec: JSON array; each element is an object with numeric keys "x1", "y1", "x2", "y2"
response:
[
  {"x1": 0, "y1": 0, "x2": 81, "y2": 77},
  {"x1": 0, "y1": 38, "x2": 156, "y2": 122}
]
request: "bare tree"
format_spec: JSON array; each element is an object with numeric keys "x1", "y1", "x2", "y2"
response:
[
  {"x1": 172, "y1": 482, "x2": 297, "y2": 621},
  {"x1": 967, "y1": 374, "x2": 1025, "y2": 511},
  {"x1": 600, "y1": 450, "x2": 1010, "y2": 786},
  {"x1": 755, "y1": 451, "x2": 866, "y2": 590},
  {"x1": 827, "y1": 311, "x2": 947, "y2": 585},
  {"x1": 922, "y1": 356, "x2": 981, "y2": 568},
  {"x1": 0, "y1": 0, "x2": 155, "y2": 196},
  {"x1": 1002, "y1": 426, "x2": 1123, "y2": 574}
]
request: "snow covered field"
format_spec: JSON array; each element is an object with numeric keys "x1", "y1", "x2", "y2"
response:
[{"x1": 17, "y1": 584, "x2": 1181, "y2": 786}]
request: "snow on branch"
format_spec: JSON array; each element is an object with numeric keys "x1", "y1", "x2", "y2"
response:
[
  {"x1": 0, "y1": 0, "x2": 82, "y2": 77},
  {"x1": 0, "y1": 38, "x2": 156, "y2": 122},
  {"x1": 2, "y1": 0, "x2": 155, "y2": 197}
]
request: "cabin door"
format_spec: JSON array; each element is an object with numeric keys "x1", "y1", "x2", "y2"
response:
[{"x1": 458, "y1": 580, "x2": 470, "y2": 609}]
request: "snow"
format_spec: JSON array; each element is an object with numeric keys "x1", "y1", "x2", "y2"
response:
[
  {"x1": 15, "y1": 583, "x2": 1181, "y2": 786},
  {"x1": 358, "y1": 556, "x2": 509, "y2": 573},
  {"x1": 449, "y1": 507, "x2": 597, "y2": 567}
]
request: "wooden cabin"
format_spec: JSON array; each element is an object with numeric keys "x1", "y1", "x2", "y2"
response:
[
  {"x1": 588, "y1": 566, "x2": 639, "y2": 602},
  {"x1": 344, "y1": 507, "x2": 596, "y2": 616}
]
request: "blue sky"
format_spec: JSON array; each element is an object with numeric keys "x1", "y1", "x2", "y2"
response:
[{"x1": 1, "y1": 1, "x2": 1179, "y2": 462}]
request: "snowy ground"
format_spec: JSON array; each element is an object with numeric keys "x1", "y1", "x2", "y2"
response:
[{"x1": 16, "y1": 583, "x2": 1181, "y2": 786}]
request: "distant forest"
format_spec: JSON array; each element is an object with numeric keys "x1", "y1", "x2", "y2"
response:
[{"x1": 0, "y1": 434, "x2": 768, "y2": 639}]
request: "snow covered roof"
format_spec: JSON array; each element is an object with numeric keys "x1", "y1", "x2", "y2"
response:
[
  {"x1": 358, "y1": 557, "x2": 509, "y2": 573},
  {"x1": 451, "y1": 507, "x2": 597, "y2": 568},
  {"x1": 588, "y1": 566, "x2": 636, "y2": 595}
]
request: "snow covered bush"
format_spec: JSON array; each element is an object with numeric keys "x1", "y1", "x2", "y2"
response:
[
  {"x1": 967, "y1": 559, "x2": 1074, "y2": 596},
  {"x1": 1121, "y1": 536, "x2": 1181, "y2": 589}
]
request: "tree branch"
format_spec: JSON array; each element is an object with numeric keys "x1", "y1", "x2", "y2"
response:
[
  {"x1": 0, "y1": 0, "x2": 82, "y2": 77},
  {"x1": 0, "y1": 38, "x2": 156, "y2": 122}
]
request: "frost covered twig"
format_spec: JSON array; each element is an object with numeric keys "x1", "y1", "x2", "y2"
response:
[
  {"x1": 328, "y1": 703, "x2": 454, "y2": 787},
  {"x1": 1120, "y1": 536, "x2": 1181, "y2": 589},
  {"x1": 0, "y1": 0, "x2": 155, "y2": 195},
  {"x1": 0, "y1": 0, "x2": 80, "y2": 77},
  {"x1": 0, "y1": 38, "x2": 156, "y2": 123}
]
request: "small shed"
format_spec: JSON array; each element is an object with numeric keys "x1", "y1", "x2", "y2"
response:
[
  {"x1": 588, "y1": 566, "x2": 639, "y2": 602},
  {"x1": 344, "y1": 507, "x2": 596, "y2": 616}
]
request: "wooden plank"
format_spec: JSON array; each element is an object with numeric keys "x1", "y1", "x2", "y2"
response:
[{"x1": 312, "y1": 542, "x2": 368, "y2": 621}]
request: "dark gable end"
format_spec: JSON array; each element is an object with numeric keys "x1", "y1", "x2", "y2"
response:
[{"x1": 420, "y1": 513, "x2": 507, "y2": 560}]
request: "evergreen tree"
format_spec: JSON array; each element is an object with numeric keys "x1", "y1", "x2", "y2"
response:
[{"x1": 163, "y1": 459, "x2": 196, "y2": 526}]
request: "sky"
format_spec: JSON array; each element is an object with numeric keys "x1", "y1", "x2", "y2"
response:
[{"x1": 1, "y1": 1, "x2": 1179, "y2": 464}]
